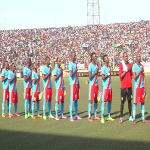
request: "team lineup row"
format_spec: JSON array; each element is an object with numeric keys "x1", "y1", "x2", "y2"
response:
[{"x1": 1, "y1": 52, "x2": 149, "y2": 125}]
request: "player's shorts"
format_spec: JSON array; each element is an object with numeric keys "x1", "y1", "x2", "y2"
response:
[
  {"x1": 32, "y1": 92, "x2": 40, "y2": 102},
  {"x1": 43, "y1": 87, "x2": 52, "y2": 101},
  {"x1": 70, "y1": 84, "x2": 79, "y2": 101},
  {"x1": 3, "y1": 88, "x2": 9, "y2": 101},
  {"x1": 10, "y1": 92, "x2": 18, "y2": 103},
  {"x1": 102, "y1": 89, "x2": 112, "y2": 102},
  {"x1": 121, "y1": 87, "x2": 132, "y2": 102},
  {"x1": 55, "y1": 88, "x2": 64, "y2": 102},
  {"x1": 89, "y1": 85, "x2": 98, "y2": 100},
  {"x1": 24, "y1": 88, "x2": 32, "y2": 99},
  {"x1": 134, "y1": 87, "x2": 145, "y2": 103}
]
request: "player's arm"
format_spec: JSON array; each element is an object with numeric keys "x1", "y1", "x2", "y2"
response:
[
  {"x1": 119, "y1": 63, "x2": 127, "y2": 79},
  {"x1": 24, "y1": 70, "x2": 32, "y2": 82},
  {"x1": 42, "y1": 69, "x2": 51, "y2": 80},
  {"x1": 89, "y1": 67, "x2": 98, "y2": 79},
  {"x1": 54, "y1": 70, "x2": 62, "y2": 81},
  {"x1": 9, "y1": 75, "x2": 16, "y2": 83},
  {"x1": 143, "y1": 74, "x2": 146, "y2": 94},
  {"x1": 132, "y1": 67, "x2": 143, "y2": 80},
  {"x1": 1, "y1": 76, "x2": 8, "y2": 82},
  {"x1": 69, "y1": 69, "x2": 77, "y2": 77},
  {"x1": 102, "y1": 74, "x2": 109, "y2": 80}
]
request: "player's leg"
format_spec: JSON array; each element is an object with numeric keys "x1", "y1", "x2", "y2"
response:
[
  {"x1": 107, "y1": 101, "x2": 114, "y2": 121},
  {"x1": 127, "y1": 88, "x2": 133, "y2": 122},
  {"x1": 9, "y1": 92, "x2": 12, "y2": 118},
  {"x1": 36, "y1": 100, "x2": 42, "y2": 118},
  {"x1": 88, "y1": 85, "x2": 93, "y2": 122},
  {"x1": 74, "y1": 100, "x2": 82, "y2": 120},
  {"x1": 7, "y1": 100, "x2": 10, "y2": 116},
  {"x1": 120, "y1": 88, "x2": 126, "y2": 123},
  {"x1": 141, "y1": 103, "x2": 148, "y2": 123},
  {"x1": 24, "y1": 89, "x2": 28, "y2": 119},
  {"x1": 70, "y1": 85, "x2": 74, "y2": 122},
  {"x1": 133, "y1": 103, "x2": 137, "y2": 125},
  {"x1": 55, "y1": 89, "x2": 59, "y2": 120},
  {"x1": 14, "y1": 102, "x2": 20, "y2": 117},
  {"x1": 48, "y1": 88, "x2": 54, "y2": 118},
  {"x1": 60, "y1": 101, "x2": 67, "y2": 119},
  {"x1": 43, "y1": 88, "x2": 47, "y2": 120},
  {"x1": 101, "y1": 90, "x2": 106, "y2": 123},
  {"x1": 2, "y1": 90, "x2": 6, "y2": 117},
  {"x1": 28, "y1": 99, "x2": 32, "y2": 117},
  {"x1": 32, "y1": 94, "x2": 36, "y2": 119},
  {"x1": 93, "y1": 100, "x2": 100, "y2": 120}
]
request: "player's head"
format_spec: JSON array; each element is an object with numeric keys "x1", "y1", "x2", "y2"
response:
[
  {"x1": 11, "y1": 63, "x2": 16, "y2": 71},
  {"x1": 136, "y1": 53, "x2": 141, "y2": 62},
  {"x1": 45, "y1": 57, "x2": 50, "y2": 65},
  {"x1": 27, "y1": 58, "x2": 31, "y2": 67},
  {"x1": 33, "y1": 62, "x2": 37, "y2": 70},
  {"x1": 71, "y1": 51, "x2": 76, "y2": 62},
  {"x1": 56, "y1": 58, "x2": 61, "y2": 67},
  {"x1": 103, "y1": 54, "x2": 109, "y2": 64},
  {"x1": 123, "y1": 52, "x2": 128, "y2": 63},
  {"x1": 4, "y1": 61, "x2": 9, "y2": 69},
  {"x1": 91, "y1": 52, "x2": 96, "y2": 62}
]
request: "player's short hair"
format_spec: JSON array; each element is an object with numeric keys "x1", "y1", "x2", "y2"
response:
[
  {"x1": 45, "y1": 56, "x2": 50, "y2": 61},
  {"x1": 3, "y1": 61, "x2": 8, "y2": 68},
  {"x1": 27, "y1": 58, "x2": 31, "y2": 62},
  {"x1": 123, "y1": 52, "x2": 127, "y2": 57},
  {"x1": 91, "y1": 52, "x2": 96, "y2": 61},
  {"x1": 71, "y1": 51, "x2": 76, "y2": 56},
  {"x1": 103, "y1": 54, "x2": 108, "y2": 62},
  {"x1": 11, "y1": 63, "x2": 14, "y2": 67},
  {"x1": 56, "y1": 57, "x2": 59, "y2": 62}
]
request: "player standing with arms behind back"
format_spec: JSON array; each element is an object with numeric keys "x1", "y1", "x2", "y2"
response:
[
  {"x1": 101, "y1": 54, "x2": 114, "y2": 123},
  {"x1": 42, "y1": 57, "x2": 54, "y2": 120},
  {"x1": 119, "y1": 52, "x2": 133, "y2": 124},
  {"x1": 88, "y1": 52, "x2": 100, "y2": 122},
  {"x1": 1, "y1": 61, "x2": 11, "y2": 117},
  {"x1": 23, "y1": 58, "x2": 32, "y2": 119},
  {"x1": 132, "y1": 54, "x2": 149, "y2": 125},
  {"x1": 69, "y1": 51, "x2": 82, "y2": 122},
  {"x1": 54, "y1": 58, "x2": 67, "y2": 120}
]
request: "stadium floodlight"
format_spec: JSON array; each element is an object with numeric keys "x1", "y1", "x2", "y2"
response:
[{"x1": 87, "y1": 0, "x2": 100, "y2": 25}]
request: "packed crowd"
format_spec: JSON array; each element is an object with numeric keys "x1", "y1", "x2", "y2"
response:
[{"x1": 0, "y1": 20, "x2": 150, "y2": 71}]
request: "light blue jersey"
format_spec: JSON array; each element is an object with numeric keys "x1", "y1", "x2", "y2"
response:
[
  {"x1": 102, "y1": 65, "x2": 112, "y2": 89},
  {"x1": 8, "y1": 71, "x2": 17, "y2": 92},
  {"x1": 23, "y1": 66, "x2": 32, "y2": 89},
  {"x1": 32, "y1": 71, "x2": 40, "y2": 92},
  {"x1": 54, "y1": 65, "x2": 64, "y2": 89},
  {"x1": 42, "y1": 65, "x2": 52, "y2": 88},
  {"x1": 1, "y1": 69, "x2": 9, "y2": 89},
  {"x1": 88, "y1": 62, "x2": 98, "y2": 85},
  {"x1": 68, "y1": 61, "x2": 79, "y2": 85},
  {"x1": 133, "y1": 63, "x2": 144, "y2": 88}
]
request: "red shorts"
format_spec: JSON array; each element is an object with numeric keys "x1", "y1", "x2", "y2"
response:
[
  {"x1": 89, "y1": 85, "x2": 98, "y2": 100},
  {"x1": 56, "y1": 89, "x2": 64, "y2": 102},
  {"x1": 3, "y1": 88, "x2": 9, "y2": 101},
  {"x1": 44, "y1": 88, "x2": 52, "y2": 101},
  {"x1": 33, "y1": 92, "x2": 40, "y2": 102},
  {"x1": 70, "y1": 84, "x2": 79, "y2": 101},
  {"x1": 103, "y1": 89, "x2": 112, "y2": 102},
  {"x1": 24, "y1": 88, "x2": 32, "y2": 99},
  {"x1": 135, "y1": 87, "x2": 145, "y2": 103},
  {"x1": 10, "y1": 92, "x2": 18, "y2": 103}
]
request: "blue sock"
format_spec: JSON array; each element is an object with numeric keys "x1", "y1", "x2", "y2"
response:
[
  {"x1": 43, "y1": 101, "x2": 46, "y2": 116},
  {"x1": 55, "y1": 102, "x2": 58, "y2": 117},
  {"x1": 88, "y1": 103, "x2": 92, "y2": 119},
  {"x1": 61, "y1": 103, "x2": 64, "y2": 117},
  {"x1": 25, "y1": 99, "x2": 28, "y2": 114},
  {"x1": 74, "y1": 100, "x2": 78, "y2": 117},
  {"x1": 94, "y1": 102, "x2": 97, "y2": 117},
  {"x1": 37, "y1": 102, "x2": 39, "y2": 116},
  {"x1": 48, "y1": 101, "x2": 51, "y2": 116},
  {"x1": 133, "y1": 103, "x2": 136, "y2": 120},
  {"x1": 2, "y1": 101, "x2": 5, "y2": 114},
  {"x1": 14, "y1": 103, "x2": 17, "y2": 114},
  {"x1": 9, "y1": 100, "x2": 12, "y2": 115},
  {"x1": 7, "y1": 101, "x2": 9, "y2": 114},
  {"x1": 32, "y1": 102, "x2": 35, "y2": 116},
  {"x1": 107, "y1": 101, "x2": 112, "y2": 118},
  {"x1": 28, "y1": 99, "x2": 31, "y2": 113},
  {"x1": 101, "y1": 101, "x2": 106, "y2": 119},
  {"x1": 141, "y1": 103, "x2": 145, "y2": 120},
  {"x1": 70, "y1": 100, "x2": 73, "y2": 118}
]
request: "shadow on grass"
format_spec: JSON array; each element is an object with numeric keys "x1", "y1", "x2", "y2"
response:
[{"x1": 0, "y1": 129, "x2": 150, "y2": 150}]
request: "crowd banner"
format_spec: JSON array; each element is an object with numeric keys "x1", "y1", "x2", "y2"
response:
[
  {"x1": 141, "y1": 62, "x2": 150, "y2": 68},
  {"x1": 77, "y1": 64, "x2": 85, "y2": 70}
]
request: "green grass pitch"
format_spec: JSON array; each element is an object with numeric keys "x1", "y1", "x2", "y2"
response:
[{"x1": 0, "y1": 76, "x2": 150, "y2": 150}]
